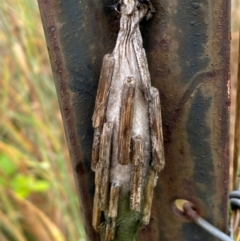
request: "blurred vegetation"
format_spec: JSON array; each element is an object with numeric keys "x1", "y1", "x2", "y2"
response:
[
  {"x1": 0, "y1": 0, "x2": 238, "y2": 240},
  {"x1": 231, "y1": 0, "x2": 240, "y2": 148},
  {"x1": 0, "y1": 0, "x2": 85, "y2": 240}
]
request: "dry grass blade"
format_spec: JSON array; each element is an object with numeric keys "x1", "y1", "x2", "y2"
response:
[
  {"x1": 232, "y1": 26, "x2": 240, "y2": 192},
  {"x1": 11, "y1": 192, "x2": 65, "y2": 241},
  {"x1": 0, "y1": 232, "x2": 8, "y2": 241},
  {"x1": 0, "y1": 210, "x2": 27, "y2": 241},
  {"x1": 237, "y1": 227, "x2": 240, "y2": 241},
  {"x1": 231, "y1": 1, "x2": 240, "y2": 236}
]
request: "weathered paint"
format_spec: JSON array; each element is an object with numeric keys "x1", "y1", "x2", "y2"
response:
[{"x1": 38, "y1": 0, "x2": 230, "y2": 240}]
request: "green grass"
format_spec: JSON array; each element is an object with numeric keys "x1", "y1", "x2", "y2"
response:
[{"x1": 0, "y1": 1, "x2": 85, "y2": 240}]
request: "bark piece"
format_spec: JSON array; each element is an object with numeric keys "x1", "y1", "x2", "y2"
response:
[
  {"x1": 99, "y1": 223, "x2": 107, "y2": 241},
  {"x1": 117, "y1": 77, "x2": 136, "y2": 165},
  {"x1": 133, "y1": 34, "x2": 151, "y2": 101},
  {"x1": 92, "y1": 54, "x2": 114, "y2": 128},
  {"x1": 149, "y1": 87, "x2": 165, "y2": 172},
  {"x1": 99, "y1": 122, "x2": 113, "y2": 210},
  {"x1": 91, "y1": 128, "x2": 101, "y2": 171},
  {"x1": 104, "y1": 183, "x2": 120, "y2": 240},
  {"x1": 130, "y1": 136, "x2": 144, "y2": 212},
  {"x1": 108, "y1": 183, "x2": 120, "y2": 218},
  {"x1": 92, "y1": 152, "x2": 103, "y2": 231},
  {"x1": 92, "y1": 191, "x2": 101, "y2": 232},
  {"x1": 105, "y1": 220, "x2": 116, "y2": 241},
  {"x1": 142, "y1": 169, "x2": 158, "y2": 225}
]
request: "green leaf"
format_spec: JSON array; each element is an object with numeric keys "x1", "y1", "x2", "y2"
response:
[
  {"x1": 0, "y1": 153, "x2": 17, "y2": 176},
  {"x1": 31, "y1": 180, "x2": 50, "y2": 192},
  {"x1": 10, "y1": 174, "x2": 31, "y2": 197},
  {"x1": 10, "y1": 174, "x2": 50, "y2": 198}
]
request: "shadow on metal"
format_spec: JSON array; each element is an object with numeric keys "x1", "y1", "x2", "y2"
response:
[{"x1": 37, "y1": 0, "x2": 230, "y2": 240}]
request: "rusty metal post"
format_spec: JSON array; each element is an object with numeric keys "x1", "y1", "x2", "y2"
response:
[{"x1": 37, "y1": 0, "x2": 230, "y2": 240}]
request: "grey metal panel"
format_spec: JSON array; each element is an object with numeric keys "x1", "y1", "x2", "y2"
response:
[{"x1": 38, "y1": 0, "x2": 230, "y2": 240}]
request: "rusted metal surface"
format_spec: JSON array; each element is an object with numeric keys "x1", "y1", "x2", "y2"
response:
[
  {"x1": 38, "y1": 0, "x2": 230, "y2": 240},
  {"x1": 139, "y1": 1, "x2": 230, "y2": 240}
]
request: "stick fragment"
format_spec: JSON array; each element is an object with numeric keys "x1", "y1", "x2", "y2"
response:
[
  {"x1": 101, "y1": 183, "x2": 120, "y2": 240},
  {"x1": 149, "y1": 87, "x2": 165, "y2": 172},
  {"x1": 99, "y1": 223, "x2": 107, "y2": 241},
  {"x1": 118, "y1": 77, "x2": 135, "y2": 165},
  {"x1": 130, "y1": 136, "x2": 144, "y2": 212},
  {"x1": 133, "y1": 35, "x2": 151, "y2": 100},
  {"x1": 109, "y1": 183, "x2": 120, "y2": 218},
  {"x1": 99, "y1": 122, "x2": 113, "y2": 210},
  {"x1": 105, "y1": 220, "x2": 116, "y2": 241},
  {"x1": 92, "y1": 148, "x2": 103, "y2": 231},
  {"x1": 91, "y1": 128, "x2": 101, "y2": 171},
  {"x1": 92, "y1": 54, "x2": 114, "y2": 128},
  {"x1": 92, "y1": 190, "x2": 101, "y2": 231},
  {"x1": 142, "y1": 169, "x2": 158, "y2": 225}
]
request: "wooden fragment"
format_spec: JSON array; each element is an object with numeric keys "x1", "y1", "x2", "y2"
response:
[
  {"x1": 91, "y1": 128, "x2": 101, "y2": 171},
  {"x1": 117, "y1": 77, "x2": 136, "y2": 165},
  {"x1": 142, "y1": 169, "x2": 158, "y2": 225},
  {"x1": 92, "y1": 154, "x2": 103, "y2": 230},
  {"x1": 132, "y1": 34, "x2": 151, "y2": 101},
  {"x1": 149, "y1": 87, "x2": 165, "y2": 172},
  {"x1": 92, "y1": 189, "x2": 101, "y2": 232},
  {"x1": 108, "y1": 183, "x2": 120, "y2": 218},
  {"x1": 101, "y1": 183, "x2": 120, "y2": 241},
  {"x1": 105, "y1": 220, "x2": 116, "y2": 241},
  {"x1": 130, "y1": 136, "x2": 144, "y2": 212},
  {"x1": 99, "y1": 122, "x2": 113, "y2": 210},
  {"x1": 99, "y1": 223, "x2": 107, "y2": 241},
  {"x1": 92, "y1": 54, "x2": 114, "y2": 128}
]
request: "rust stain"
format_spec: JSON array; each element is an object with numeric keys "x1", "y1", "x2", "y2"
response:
[
  {"x1": 76, "y1": 162, "x2": 84, "y2": 176},
  {"x1": 183, "y1": 202, "x2": 199, "y2": 222},
  {"x1": 162, "y1": 70, "x2": 223, "y2": 147}
]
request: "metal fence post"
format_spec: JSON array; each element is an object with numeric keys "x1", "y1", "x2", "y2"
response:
[{"x1": 38, "y1": 0, "x2": 230, "y2": 240}]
